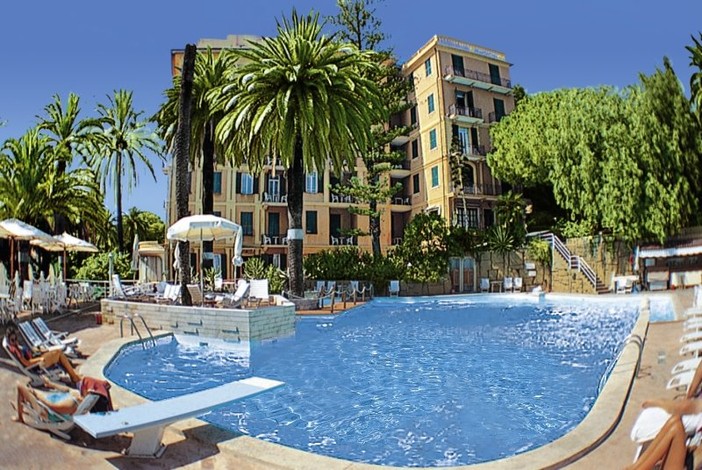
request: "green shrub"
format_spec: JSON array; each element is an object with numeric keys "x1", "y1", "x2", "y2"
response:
[{"x1": 74, "y1": 251, "x2": 132, "y2": 281}]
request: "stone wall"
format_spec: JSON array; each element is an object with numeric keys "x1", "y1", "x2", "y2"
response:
[
  {"x1": 565, "y1": 236, "x2": 632, "y2": 290},
  {"x1": 100, "y1": 297, "x2": 295, "y2": 342}
]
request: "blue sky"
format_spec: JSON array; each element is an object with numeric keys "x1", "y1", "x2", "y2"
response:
[{"x1": 1, "y1": 0, "x2": 700, "y2": 220}]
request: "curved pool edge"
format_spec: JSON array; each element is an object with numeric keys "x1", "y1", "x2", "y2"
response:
[{"x1": 80, "y1": 296, "x2": 651, "y2": 469}]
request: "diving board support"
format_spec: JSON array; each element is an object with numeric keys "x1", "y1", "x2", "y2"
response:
[{"x1": 73, "y1": 376, "x2": 284, "y2": 458}]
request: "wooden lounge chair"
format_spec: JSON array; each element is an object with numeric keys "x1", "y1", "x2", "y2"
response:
[
  {"x1": 186, "y1": 284, "x2": 216, "y2": 307},
  {"x1": 73, "y1": 377, "x2": 284, "y2": 458}
]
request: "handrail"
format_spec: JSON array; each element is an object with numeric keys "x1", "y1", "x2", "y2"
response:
[
  {"x1": 539, "y1": 233, "x2": 600, "y2": 290},
  {"x1": 119, "y1": 313, "x2": 156, "y2": 349}
]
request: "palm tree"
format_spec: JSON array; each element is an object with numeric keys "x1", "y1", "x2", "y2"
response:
[
  {"x1": 154, "y1": 47, "x2": 238, "y2": 217},
  {"x1": 36, "y1": 93, "x2": 97, "y2": 234},
  {"x1": 687, "y1": 32, "x2": 702, "y2": 122},
  {"x1": 214, "y1": 10, "x2": 385, "y2": 295},
  {"x1": 90, "y1": 90, "x2": 164, "y2": 252}
]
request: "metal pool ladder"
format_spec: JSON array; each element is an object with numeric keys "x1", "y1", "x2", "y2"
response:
[
  {"x1": 119, "y1": 313, "x2": 156, "y2": 349},
  {"x1": 598, "y1": 334, "x2": 644, "y2": 394}
]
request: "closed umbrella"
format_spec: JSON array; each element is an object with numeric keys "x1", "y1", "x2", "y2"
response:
[{"x1": 167, "y1": 215, "x2": 243, "y2": 301}]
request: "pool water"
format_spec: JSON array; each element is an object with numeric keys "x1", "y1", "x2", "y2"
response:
[{"x1": 106, "y1": 296, "x2": 639, "y2": 467}]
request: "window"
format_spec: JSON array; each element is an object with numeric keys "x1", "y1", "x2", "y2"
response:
[
  {"x1": 424, "y1": 58, "x2": 432, "y2": 77},
  {"x1": 453, "y1": 125, "x2": 470, "y2": 154},
  {"x1": 411, "y1": 140, "x2": 419, "y2": 159},
  {"x1": 305, "y1": 172, "x2": 318, "y2": 193},
  {"x1": 410, "y1": 106, "x2": 417, "y2": 126},
  {"x1": 427, "y1": 94, "x2": 435, "y2": 114},
  {"x1": 213, "y1": 172, "x2": 222, "y2": 194},
  {"x1": 493, "y1": 98, "x2": 506, "y2": 122},
  {"x1": 240, "y1": 212, "x2": 253, "y2": 235},
  {"x1": 413, "y1": 174, "x2": 420, "y2": 194},
  {"x1": 484, "y1": 209, "x2": 495, "y2": 228},
  {"x1": 268, "y1": 175, "x2": 280, "y2": 197},
  {"x1": 489, "y1": 64, "x2": 501, "y2": 86},
  {"x1": 466, "y1": 208, "x2": 479, "y2": 228},
  {"x1": 240, "y1": 173, "x2": 253, "y2": 194},
  {"x1": 305, "y1": 211, "x2": 318, "y2": 234},
  {"x1": 431, "y1": 166, "x2": 439, "y2": 188},
  {"x1": 429, "y1": 129, "x2": 437, "y2": 149},
  {"x1": 451, "y1": 54, "x2": 464, "y2": 76}
]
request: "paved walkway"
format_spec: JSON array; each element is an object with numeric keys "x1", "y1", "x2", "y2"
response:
[{"x1": 0, "y1": 291, "x2": 698, "y2": 469}]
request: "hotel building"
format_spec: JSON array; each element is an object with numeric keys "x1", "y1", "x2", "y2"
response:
[{"x1": 165, "y1": 35, "x2": 514, "y2": 288}]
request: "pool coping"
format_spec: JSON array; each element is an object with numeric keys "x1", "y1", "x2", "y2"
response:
[{"x1": 80, "y1": 294, "x2": 652, "y2": 469}]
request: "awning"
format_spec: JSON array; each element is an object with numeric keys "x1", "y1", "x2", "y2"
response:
[{"x1": 639, "y1": 245, "x2": 702, "y2": 259}]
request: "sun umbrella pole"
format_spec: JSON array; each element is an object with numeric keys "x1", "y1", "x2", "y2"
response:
[{"x1": 200, "y1": 228, "x2": 204, "y2": 306}]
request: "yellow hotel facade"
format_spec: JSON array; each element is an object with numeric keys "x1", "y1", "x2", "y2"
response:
[{"x1": 165, "y1": 35, "x2": 514, "y2": 284}]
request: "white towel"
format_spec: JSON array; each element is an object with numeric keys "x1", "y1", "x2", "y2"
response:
[{"x1": 631, "y1": 407, "x2": 702, "y2": 442}]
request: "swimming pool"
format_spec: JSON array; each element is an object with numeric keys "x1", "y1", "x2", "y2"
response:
[{"x1": 106, "y1": 295, "x2": 640, "y2": 467}]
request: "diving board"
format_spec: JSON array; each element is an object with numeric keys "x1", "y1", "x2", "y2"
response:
[{"x1": 73, "y1": 376, "x2": 284, "y2": 458}]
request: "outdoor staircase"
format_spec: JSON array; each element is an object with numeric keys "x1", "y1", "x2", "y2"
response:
[{"x1": 538, "y1": 232, "x2": 609, "y2": 294}]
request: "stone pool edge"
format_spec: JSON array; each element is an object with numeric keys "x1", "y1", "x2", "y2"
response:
[{"x1": 80, "y1": 295, "x2": 651, "y2": 469}]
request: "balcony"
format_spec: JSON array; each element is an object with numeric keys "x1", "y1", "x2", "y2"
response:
[
  {"x1": 455, "y1": 183, "x2": 502, "y2": 197},
  {"x1": 330, "y1": 193, "x2": 356, "y2": 204},
  {"x1": 389, "y1": 160, "x2": 411, "y2": 178},
  {"x1": 447, "y1": 104, "x2": 483, "y2": 125},
  {"x1": 391, "y1": 195, "x2": 412, "y2": 213},
  {"x1": 488, "y1": 112, "x2": 506, "y2": 124},
  {"x1": 262, "y1": 192, "x2": 287, "y2": 204},
  {"x1": 460, "y1": 145, "x2": 487, "y2": 160},
  {"x1": 331, "y1": 235, "x2": 356, "y2": 246},
  {"x1": 262, "y1": 234, "x2": 287, "y2": 246},
  {"x1": 443, "y1": 66, "x2": 512, "y2": 95}
]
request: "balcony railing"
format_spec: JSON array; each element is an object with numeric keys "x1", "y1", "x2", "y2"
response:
[
  {"x1": 462, "y1": 145, "x2": 486, "y2": 157},
  {"x1": 444, "y1": 66, "x2": 512, "y2": 89},
  {"x1": 448, "y1": 104, "x2": 483, "y2": 120},
  {"x1": 331, "y1": 235, "x2": 356, "y2": 246},
  {"x1": 392, "y1": 195, "x2": 411, "y2": 205},
  {"x1": 455, "y1": 183, "x2": 502, "y2": 196},
  {"x1": 262, "y1": 234, "x2": 287, "y2": 245},
  {"x1": 263, "y1": 192, "x2": 287, "y2": 203},
  {"x1": 488, "y1": 111, "x2": 506, "y2": 123}
]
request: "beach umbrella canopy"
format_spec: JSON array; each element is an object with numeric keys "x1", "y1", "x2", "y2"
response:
[
  {"x1": 167, "y1": 215, "x2": 243, "y2": 299},
  {"x1": 0, "y1": 218, "x2": 55, "y2": 277},
  {"x1": 31, "y1": 232, "x2": 99, "y2": 279}
]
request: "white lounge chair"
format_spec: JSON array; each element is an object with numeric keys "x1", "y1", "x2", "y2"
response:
[
  {"x1": 680, "y1": 340, "x2": 702, "y2": 357},
  {"x1": 480, "y1": 278, "x2": 490, "y2": 293},
  {"x1": 248, "y1": 279, "x2": 270, "y2": 307},
  {"x1": 503, "y1": 277, "x2": 514, "y2": 292},
  {"x1": 389, "y1": 280, "x2": 400, "y2": 296},
  {"x1": 73, "y1": 377, "x2": 284, "y2": 458},
  {"x1": 672, "y1": 357, "x2": 702, "y2": 375},
  {"x1": 1, "y1": 336, "x2": 63, "y2": 386},
  {"x1": 219, "y1": 281, "x2": 249, "y2": 308},
  {"x1": 630, "y1": 406, "x2": 702, "y2": 462},
  {"x1": 14, "y1": 385, "x2": 104, "y2": 440},
  {"x1": 667, "y1": 370, "x2": 696, "y2": 392},
  {"x1": 31, "y1": 318, "x2": 80, "y2": 349},
  {"x1": 681, "y1": 331, "x2": 702, "y2": 344},
  {"x1": 111, "y1": 274, "x2": 141, "y2": 299},
  {"x1": 684, "y1": 318, "x2": 702, "y2": 332},
  {"x1": 17, "y1": 321, "x2": 65, "y2": 354},
  {"x1": 685, "y1": 307, "x2": 702, "y2": 319}
]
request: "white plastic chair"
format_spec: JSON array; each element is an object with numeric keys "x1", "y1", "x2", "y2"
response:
[
  {"x1": 480, "y1": 278, "x2": 490, "y2": 292},
  {"x1": 389, "y1": 280, "x2": 400, "y2": 296}
]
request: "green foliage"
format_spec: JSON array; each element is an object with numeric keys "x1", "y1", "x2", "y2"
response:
[
  {"x1": 488, "y1": 66, "x2": 702, "y2": 243},
  {"x1": 266, "y1": 265, "x2": 288, "y2": 295},
  {"x1": 687, "y1": 32, "x2": 702, "y2": 123},
  {"x1": 123, "y1": 207, "x2": 165, "y2": 244},
  {"x1": 73, "y1": 251, "x2": 131, "y2": 281},
  {"x1": 303, "y1": 247, "x2": 402, "y2": 288},
  {"x1": 526, "y1": 239, "x2": 551, "y2": 267},
  {"x1": 447, "y1": 226, "x2": 486, "y2": 258},
  {"x1": 495, "y1": 191, "x2": 527, "y2": 248},
  {"x1": 243, "y1": 257, "x2": 267, "y2": 280},
  {"x1": 393, "y1": 213, "x2": 450, "y2": 284}
]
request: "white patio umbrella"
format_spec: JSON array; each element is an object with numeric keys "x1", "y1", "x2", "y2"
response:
[
  {"x1": 167, "y1": 214, "x2": 243, "y2": 298},
  {"x1": 0, "y1": 219, "x2": 55, "y2": 278},
  {"x1": 31, "y1": 232, "x2": 99, "y2": 279}
]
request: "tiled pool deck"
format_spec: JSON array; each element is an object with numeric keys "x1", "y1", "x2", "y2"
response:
[{"x1": 0, "y1": 290, "x2": 696, "y2": 469}]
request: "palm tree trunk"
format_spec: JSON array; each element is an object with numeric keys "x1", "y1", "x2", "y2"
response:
[
  {"x1": 287, "y1": 139, "x2": 305, "y2": 296},
  {"x1": 174, "y1": 44, "x2": 197, "y2": 306},
  {"x1": 369, "y1": 199, "x2": 381, "y2": 257},
  {"x1": 202, "y1": 120, "x2": 215, "y2": 257},
  {"x1": 116, "y1": 154, "x2": 124, "y2": 253}
]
